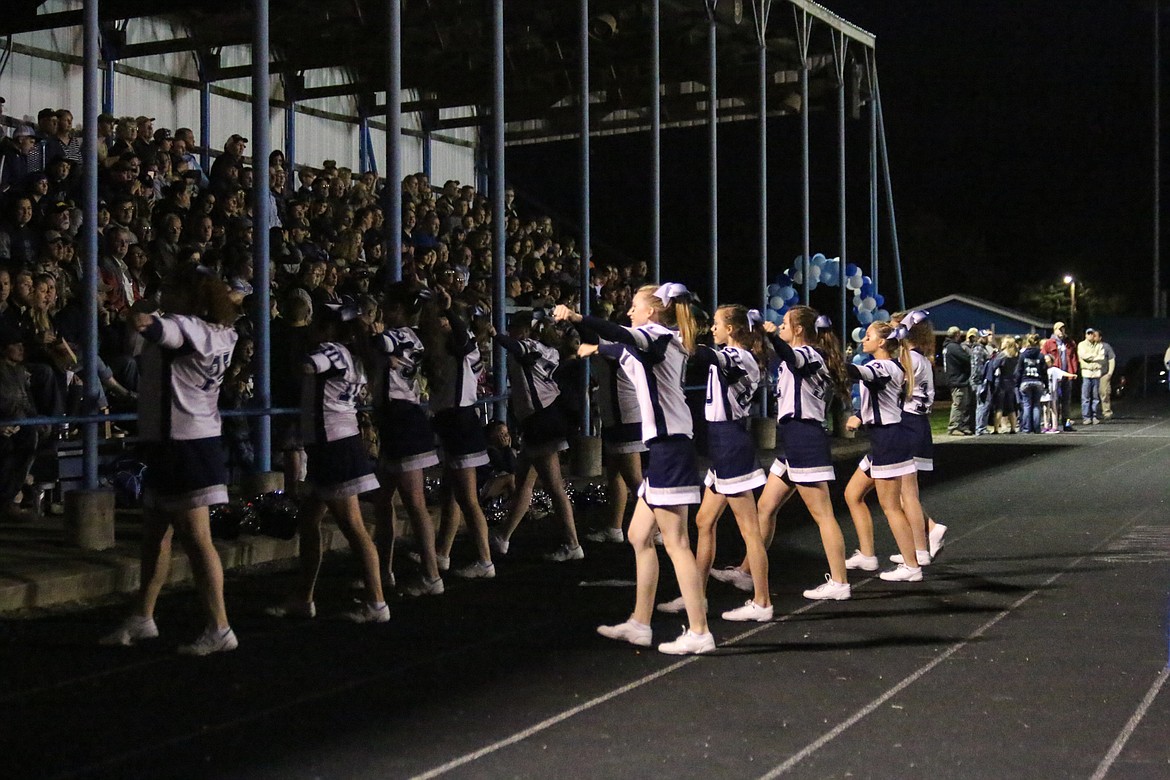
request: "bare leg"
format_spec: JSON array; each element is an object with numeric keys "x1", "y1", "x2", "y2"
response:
[
  {"x1": 132, "y1": 512, "x2": 173, "y2": 620},
  {"x1": 294, "y1": 498, "x2": 328, "y2": 603},
  {"x1": 874, "y1": 478, "x2": 917, "y2": 564},
  {"x1": 899, "y1": 472, "x2": 929, "y2": 554},
  {"x1": 449, "y1": 466, "x2": 493, "y2": 563},
  {"x1": 371, "y1": 487, "x2": 396, "y2": 582},
  {"x1": 328, "y1": 494, "x2": 384, "y2": 603},
  {"x1": 627, "y1": 498, "x2": 660, "y2": 626},
  {"x1": 533, "y1": 452, "x2": 578, "y2": 548},
  {"x1": 844, "y1": 468, "x2": 876, "y2": 557},
  {"x1": 172, "y1": 506, "x2": 229, "y2": 631},
  {"x1": 604, "y1": 454, "x2": 628, "y2": 531},
  {"x1": 499, "y1": 464, "x2": 537, "y2": 541},
  {"x1": 726, "y1": 492, "x2": 770, "y2": 607},
  {"x1": 796, "y1": 482, "x2": 847, "y2": 584},
  {"x1": 738, "y1": 473, "x2": 794, "y2": 574},
  {"x1": 655, "y1": 505, "x2": 709, "y2": 635},
  {"x1": 436, "y1": 475, "x2": 462, "y2": 559},
  {"x1": 395, "y1": 470, "x2": 439, "y2": 580},
  {"x1": 693, "y1": 488, "x2": 728, "y2": 591}
]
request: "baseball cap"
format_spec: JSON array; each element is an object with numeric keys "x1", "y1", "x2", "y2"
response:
[
  {"x1": 1053, "y1": 321, "x2": 1066, "y2": 331},
  {"x1": 228, "y1": 133, "x2": 249, "y2": 143},
  {"x1": 153, "y1": 128, "x2": 173, "y2": 141},
  {"x1": 135, "y1": 115, "x2": 155, "y2": 124},
  {"x1": 965, "y1": 327, "x2": 979, "y2": 338},
  {"x1": 1084, "y1": 327, "x2": 1096, "y2": 335},
  {"x1": 14, "y1": 124, "x2": 35, "y2": 138}
]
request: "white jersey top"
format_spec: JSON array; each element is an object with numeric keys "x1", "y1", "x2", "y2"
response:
[
  {"x1": 138, "y1": 314, "x2": 238, "y2": 442},
  {"x1": 701, "y1": 345, "x2": 759, "y2": 422},
  {"x1": 775, "y1": 344, "x2": 833, "y2": 423},
  {"x1": 427, "y1": 326, "x2": 484, "y2": 412},
  {"x1": 854, "y1": 358, "x2": 905, "y2": 427},
  {"x1": 501, "y1": 336, "x2": 561, "y2": 421},
  {"x1": 375, "y1": 326, "x2": 426, "y2": 404},
  {"x1": 902, "y1": 350, "x2": 935, "y2": 416},
  {"x1": 598, "y1": 321, "x2": 692, "y2": 443},
  {"x1": 593, "y1": 349, "x2": 641, "y2": 428},
  {"x1": 301, "y1": 341, "x2": 366, "y2": 444}
]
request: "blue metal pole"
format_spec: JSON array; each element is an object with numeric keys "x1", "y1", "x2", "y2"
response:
[
  {"x1": 100, "y1": 31, "x2": 114, "y2": 117},
  {"x1": 708, "y1": 5, "x2": 718, "y2": 307},
  {"x1": 650, "y1": 0, "x2": 661, "y2": 283},
  {"x1": 200, "y1": 76, "x2": 212, "y2": 175},
  {"x1": 579, "y1": 0, "x2": 592, "y2": 431},
  {"x1": 800, "y1": 57, "x2": 810, "y2": 305},
  {"x1": 386, "y1": 0, "x2": 403, "y2": 283},
  {"x1": 252, "y1": 0, "x2": 272, "y2": 473},
  {"x1": 83, "y1": 0, "x2": 101, "y2": 489},
  {"x1": 358, "y1": 107, "x2": 369, "y2": 172},
  {"x1": 874, "y1": 73, "x2": 906, "y2": 312},
  {"x1": 838, "y1": 44, "x2": 848, "y2": 346},
  {"x1": 422, "y1": 130, "x2": 433, "y2": 181},
  {"x1": 492, "y1": 0, "x2": 508, "y2": 420},
  {"x1": 869, "y1": 60, "x2": 878, "y2": 301},
  {"x1": 758, "y1": 31, "x2": 768, "y2": 317},
  {"x1": 285, "y1": 95, "x2": 296, "y2": 189}
]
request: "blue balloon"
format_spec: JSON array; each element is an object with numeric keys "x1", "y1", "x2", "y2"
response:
[
  {"x1": 767, "y1": 284, "x2": 781, "y2": 297},
  {"x1": 860, "y1": 283, "x2": 872, "y2": 297},
  {"x1": 811, "y1": 252, "x2": 826, "y2": 267},
  {"x1": 822, "y1": 270, "x2": 838, "y2": 287},
  {"x1": 874, "y1": 293, "x2": 885, "y2": 308},
  {"x1": 845, "y1": 263, "x2": 859, "y2": 277},
  {"x1": 857, "y1": 310, "x2": 874, "y2": 325},
  {"x1": 780, "y1": 285, "x2": 797, "y2": 301},
  {"x1": 874, "y1": 308, "x2": 890, "y2": 322},
  {"x1": 765, "y1": 309, "x2": 784, "y2": 324}
]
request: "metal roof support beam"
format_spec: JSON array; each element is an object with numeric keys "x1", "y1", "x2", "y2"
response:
[
  {"x1": 706, "y1": 0, "x2": 719, "y2": 307},
  {"x1": 100, "y1": 24, "x2": 122, "y2": 115},
  {"x1": 796, "y1": 5, "x2": 811, "y2": 304},
  {"x1": 81, "y1": 0, "x2": 101, "y2": 490},
  {"x1": 786, "y1": 0, "x2": 875, "y2": 49},
  {"x1": 874, "y1": 66, "x2": 905, "y2": 312},
  {"x1": 386, "y1": 0, "x2": 402, "y2": 283},
  {"x1": 195, "y1": 52, "x2": 213, "y2": 179},
  {"x1": 650, "y1": 0, "x2": 661, "y2": 283},
  {"x1": 252, "y1": 0, "x2": 273, "y2": 473},
  {"x1": 833, "y1": 28, "x2": 848, "y2": 346},
  {"x1": 751, "y1": 0, "x2": 772, "y2": 317},
  {"x1": 491, "y1": 0, "x2": 507, "y2": 420},
  {"x1": 120, "y1": 37, "x2": 220, "y2": 59},
  {"x1": 283, "y1": 73, "x2": 300, "y2": 185},
  {"x1": 866, "y1": 49, "x2": 878, "y2": 305}
]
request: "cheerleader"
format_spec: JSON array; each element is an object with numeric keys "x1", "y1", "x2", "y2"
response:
[
  {"x1": 555, "y1": 283, "x2": 715, "y2": 655},
  {"x1": 420, "y1": 288, "x2": 495, "y2": 579},
  {"x1": 659, "y1": 305, "x2": 771, "y2": 621},
  {"x1": 488, "y1": 311, "x2": 582, "y2": 561},
  {"x1": 267, "y1": 304, "x2": 388, "y2": 621},
  {"x1": 844, "y1": 319, "x2": 923, "y2": 582},
  {"x1": 843, "y1": 311, "x2": 944, "y2": 573},
  {"x1": 372, "y1": 284, "x2": 444, "y2": 597},
  {"x1": 582, "y1": 333, "x2": 646, "y2": 545},
  {"x1": 740, "y1": 307, "x2": 854, "y2": 599},
  {"x1": 100, "y1": 265, "x2": 240, "y2": 655}
]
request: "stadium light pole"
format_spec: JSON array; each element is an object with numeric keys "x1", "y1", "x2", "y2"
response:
[
  {"x1": 706, "y1": 0, "x2": 719, "y2": 307},
  {"x1": 252, "y1": 0, "x2": 273, "y2": 473},
  {"x1": 796, "y1": 8, "x2": 811, "y2": 304},
  {"x1": 579, "y1": 0, "x2": 592, "y2": 432},
  {"x1": 82, "y1": 0, "x2": 100, "y2": 489},
  {"x1": 650, "y1": 0, "x2": 661, "y2": 283},
  {"x1": 834, "y1": 30, "x2": 848, "y2": 348},
  {"x1": 493, "y1": 0, "x2": 507, "y2": 420},
  {"x1": 1064, "y1": 275, "x2": 1077, "y2": 332},
  {"x1": 1156, "y1": 0, "x2": 1163, "y2": 317}
]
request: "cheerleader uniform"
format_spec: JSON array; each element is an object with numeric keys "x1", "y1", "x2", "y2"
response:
[
  {"x1": 766, "y1": 336, "x2": 837, "y2": 484},
  {"x1": 593, "y1": 352, "x2": 648, "y2": 455},
  {"x1": 850, "y1": 359, "x2": 916, "y2": 479},
  {"x1": 138, "y1": 313, "x2": 238, "y2": 512},
  {"x1": 495, "y1": 334, "x2": 569, "y2": 457},
  {"x1": 901, "y1": 349, "x2": 935, "y2": 472},
  {"x1": 374, "y1": 325, "x2": 440, "y2": 475},
  {"x1": 583, "y1": 317, "x2": 701, "y2": 507},
  {"x1": 428, "y1": 309, "x2": 489, "y2": 469},
  {"x1": 696, "y1": 344, "x2": 766, "y2": 495},
  {"x1": 301, "y1": 341, "x2": 380, "y2": 499}
]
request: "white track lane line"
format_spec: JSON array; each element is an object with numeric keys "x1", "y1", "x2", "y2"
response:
[
  {"x1": 1089, "y1": 666, "x2": 1170, "y2": 780},
  {"x1": 754, "y1": 509, "x2": 1149, "y2": 779}
]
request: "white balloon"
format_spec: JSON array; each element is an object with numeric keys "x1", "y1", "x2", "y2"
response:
[
  {"x1": 860, "y1": 297, "x2": 877, "y2": 312},
  {"x1": 769, "y1": 296, "x2": 784, "y2": 310},
  {"x1": 791, "y1": 269, "x2": 803, "y2": 285},
  {"x1": 808, "y1": 265, "x2": 822, "y2": 280},
  {"x1": 857, "y1": 310, "x2": 874, "y2": 325},
  {"x1": 846, "y1": 276, "x2": 862, "y2": 291},
  {"x1": 851, "y1": 327, "x2": 865, "y2": 342}
]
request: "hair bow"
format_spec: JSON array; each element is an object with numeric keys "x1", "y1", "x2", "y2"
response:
[
  {"x1": 890, "y1": 309, "x2": 928, "y2": 341},
  {"x1": 746, "y1": 308, "x2": 764, "y2": 331},
  {"x1": 653, "y1": 282, "x2": 690, "y2": 306},
  {"x1": 815, "y1": 315, "x2": 832, "y2": 330}
]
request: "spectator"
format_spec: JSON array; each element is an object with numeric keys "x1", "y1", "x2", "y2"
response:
[
  {"x1": 1098, "y1": 331, "x2": 1116, "y2": 420},
  {"x1": 0, "y1": 324, "x2": 39, "y2": 521},
  {"x1": 942, "y1": 326, "x2": 972, "y2": 436},
  {"x1": 209, "y1": 134, "x2": 247, "y2": 194},
  {"x1": 969, "y1": 329, "x2": 992, "y2": 435},
  {"x1": 1041, "y1": 321, "x2": 1079, "y2": 432},
  {"x1": 987, "y1": 335, "x2": 1019, "y2": 434},
  {"x1": 1077, "y1": 327, "x2": 1104, "y2": 426},
  {"x1": 1, "y1": 126, "x2": 40, "y2": 193},
  {"x1": 1015, "y1": 333, "x2": 1046, "y2": 434}
]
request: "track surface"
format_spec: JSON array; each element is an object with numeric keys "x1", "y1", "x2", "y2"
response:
[{"x1": 4, "y1": 403, "x2": 1170, "y2": 779}]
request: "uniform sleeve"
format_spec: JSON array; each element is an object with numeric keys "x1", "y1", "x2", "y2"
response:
[
  {"x1": 149, "y1": 315, "x2": 186, "y2": 350},
  {"x1": 306, "y1": 344, "x2": 346, "y2": 375},
  {"x1": 578, "y1": 315, "x2": 638, "y2": 346}
]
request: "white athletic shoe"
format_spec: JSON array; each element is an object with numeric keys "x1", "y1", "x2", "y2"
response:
[
  {"x1": 177, "y1": 627, "x2": 238, "y2": 656},
  {"x1": 401, "y1": 576, "x2": 445, "y2": 597},
  {"x1": 928, "y1": 523, "x2": 948, "y2": 558},
  {"x1": 844, "y1": 550, "x2": 879, "y2": 571},
  {"x1": 709, "y1": 566, "x2": 754, "y2": 593},
  {"x1": 656, "y1": 595, "x2": 688, "y2": 614},
  {"x1": 99, "y1": 615, "x2": 159, "y2": 646},
  {"x1": 489, "y1": 532, "x2": 510, "y2": 555},
  {"x1": 802, "y1": 575, "x2": 852, "y2": 601},
  {"x1": 544, "y1": 544, "x2": 584, "y2": 562},
  {"x1": 452, "y1": 560, "x2": 496, "y2": 579},
  {"x1": 408, "y1": 551, "x2": 449, "y2": 572},
  {"x1": 583, "y1": 527, "x2": 624, "y2": 543},
  {"x1": 596, "y1": 619, "x2": 653, "y2": 647},
  {"x1": 721, "y1": 600, "x2": 774, "y2": 622},
  {"x1": 652, "y1": 530, "x2": 664, "y2": 546},
  {"x1": 657, "y1": 627, "x2": 716, "y2": 655},
  {"x1": 889, "y1": 550, "x2": 932, "y2": 566},
  {"x1": 342, "y1": 601, "x2": 390, "y2": 624},
  {"x1": 879, "y1": 564, "x2": 924, "y2": 582},
  {"x1": 264, "y1": 600, "x2": 317, "y2": 619}
]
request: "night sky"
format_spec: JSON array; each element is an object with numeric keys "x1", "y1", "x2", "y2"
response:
[{"x1": 508, "y1": 1, "x2": 1164, "y2": 317}]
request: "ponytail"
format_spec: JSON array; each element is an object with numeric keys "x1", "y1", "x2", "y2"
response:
[
  {"x1": 673, "y1": 301, "x2": 697, "y2": 354},
  {"x1": 815, "y1": 327, "x2": 852, "y2": 406},
  {"x1": 716, "y1": 304, "x2": 768, "y2": 370},
  {"x1": 871, "y1": 320, "x2": 913, "y2": 403},
  {"x1": 641, "y1": 282, "x2": 698, "y2": 354}
]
